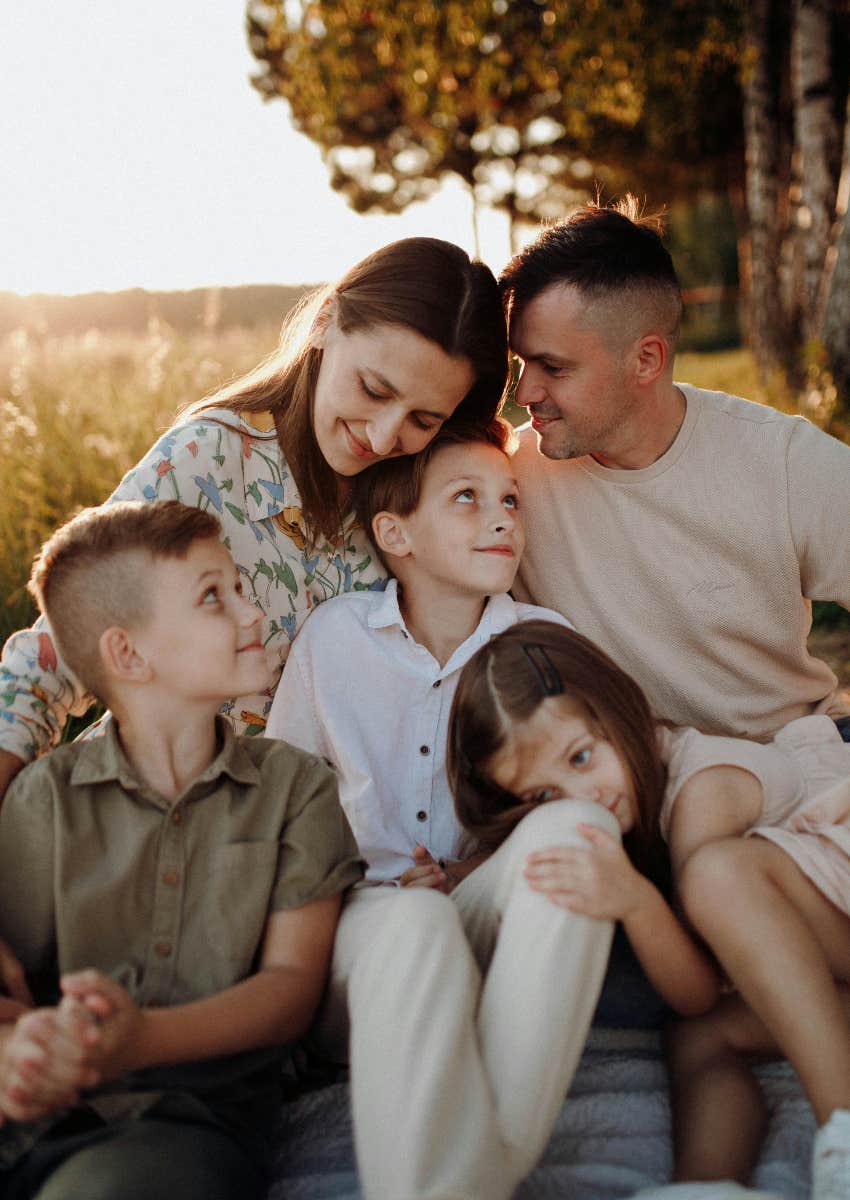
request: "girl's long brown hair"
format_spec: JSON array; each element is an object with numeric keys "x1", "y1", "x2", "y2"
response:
[
  {"x1": 447, "y1": 620, "x2": 669, "y2": 889},
  {"x1": 187, "y1": 238, "x2": 508, "y2": 543}
]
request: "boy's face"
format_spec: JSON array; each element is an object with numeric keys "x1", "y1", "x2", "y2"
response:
[
  {"x1": 398, "y1": 440, "x2": 525, "y2": 597},
  {"x1": 134, "y1": 537, "x2": 271, "y2": 704}
]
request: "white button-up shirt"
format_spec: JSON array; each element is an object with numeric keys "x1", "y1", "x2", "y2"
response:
[{"x1": 267, "y1": 580, "x2": 570, "y2": 883}]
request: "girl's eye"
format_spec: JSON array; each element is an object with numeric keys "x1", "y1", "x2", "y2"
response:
[
  {"x1": 530, "y1": 787, "x2": 556, "y2": 805},
  {"x1": 570, "y1": 747, "x2": 592, "y2": 768},
  {"x1": 454, "y1": 488, "x2": 475, "y2": 504},
  {"x1": 503, "y1": 493, "x2": 519, "y2": 509},
  {"x1": 234, "y1": 578, "x2": 244, "y2": 596}
]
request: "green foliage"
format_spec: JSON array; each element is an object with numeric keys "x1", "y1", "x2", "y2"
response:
[{"x1": 247, "y1": 0, "x2": 743, "y2": 224}]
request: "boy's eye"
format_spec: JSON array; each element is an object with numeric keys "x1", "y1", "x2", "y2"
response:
[
  {"x1": 454, "y1": 488, "x2": 475, "y2": 504},
  {"x1": 201, "y1": 586, "x2": 219, "y2": 605},
  {"x1": 570, "y1": 747, "x2": 592, "y2": 768},
  {"x1": 503, "y1": 493, "x2": 519, "y2": 509},
  {"x1": 234, "y1": 578, "x2": 244, "y2": 596}
]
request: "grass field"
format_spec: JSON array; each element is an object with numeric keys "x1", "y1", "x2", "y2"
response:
[{"x1": 1, "y1": 328, "x2": 847, "y2": 681}]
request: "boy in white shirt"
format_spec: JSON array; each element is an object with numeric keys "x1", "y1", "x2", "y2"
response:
[{"x1": 267, "y1": 419, "x2": 621, "y2": 1200}]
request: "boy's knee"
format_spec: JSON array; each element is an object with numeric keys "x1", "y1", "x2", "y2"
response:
[{"x1": 359, "y1": 889, "x2": 469, "y2": 970}]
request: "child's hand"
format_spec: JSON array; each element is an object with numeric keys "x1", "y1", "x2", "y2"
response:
[
  {"x1": 60, "y1": 971, "x2": 143, "y2": 1083},
  {"x1": 524, "y1": 824, "x2": 649, "y2": 920},
  {"x1": 0, "y1": 996, "x2": 99, "y2": 1123},
  {"x1": 0, "y1": 937, "x2": 32, "y2": 1009},
  {"x1": 399, "y1": 846, "x2": 450, "y2": 892}
]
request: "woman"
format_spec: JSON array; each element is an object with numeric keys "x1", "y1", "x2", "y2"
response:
[{"x1": 0, "y1": 237, "x2": 507, "y2": 802}]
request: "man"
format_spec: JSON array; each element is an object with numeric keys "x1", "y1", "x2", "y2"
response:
[{"x1": 502, "y1": 197, "x2": 850, "y2": 742}]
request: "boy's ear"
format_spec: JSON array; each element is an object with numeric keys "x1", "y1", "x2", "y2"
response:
[
  {"x1": 99, "y1": 626, "x2": 152, "y2": 684},
  {"x1": 371, "y1": 512, "x2": 413, "y2": 560}
]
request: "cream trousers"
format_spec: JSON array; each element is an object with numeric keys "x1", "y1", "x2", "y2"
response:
[{"x1": 311, "y1": 799, "x2": 619, "y2": 1200}]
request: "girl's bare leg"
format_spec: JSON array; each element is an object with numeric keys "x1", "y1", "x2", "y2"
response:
[
  {"x1": 666, "y1": 994, "x2": 777, "y2": 1182},
  {"x1": 678, "y1": 837, "x2": 850, "y2": 1124}
]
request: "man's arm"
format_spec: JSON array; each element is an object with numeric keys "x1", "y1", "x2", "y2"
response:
[{"x1": 62, "y1": 893, "x2": 341, "y2": 1081}]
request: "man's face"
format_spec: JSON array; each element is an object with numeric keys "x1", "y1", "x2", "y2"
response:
[{"x1": 510, "y1": 284, "x2": 635, "y2": 462}]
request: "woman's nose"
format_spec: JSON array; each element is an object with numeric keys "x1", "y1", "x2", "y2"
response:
[{"x1": 366, "y1": 410, "x2": 403, "y2": 456}]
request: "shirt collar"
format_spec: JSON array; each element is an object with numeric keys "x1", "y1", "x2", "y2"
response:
[
  {"x1": 70, "y1": 715, "x2": 262, "y2": 796},
  {"x1": 367, "y1": 577, "x2": 408, "y2": 632}
]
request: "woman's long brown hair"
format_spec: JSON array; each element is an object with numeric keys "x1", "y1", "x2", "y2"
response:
[{"x1": 187, "y1": 238, "x2": 508, "y2": 543}]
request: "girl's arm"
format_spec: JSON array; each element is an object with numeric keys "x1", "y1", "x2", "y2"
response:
[
  {"x1": 61, "y1": 894, "x2": 341, "y2": 1082},
  {"x1": 524, "y1": 824, "x2": 720, "y2": 1016}
]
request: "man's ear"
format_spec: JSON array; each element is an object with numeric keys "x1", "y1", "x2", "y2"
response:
[
  {"x1": 99, "y1": 626, "x2": 152, "y2": 684},
  {"x1": 307, "y1": 294, "x2": 339, "y2": 350},
  {"x1": 632, "y1": 332, "x2": 668, "y2": 384},
  {"x1": 371, "y1": 512, "x2": 413, "y2": 561}
]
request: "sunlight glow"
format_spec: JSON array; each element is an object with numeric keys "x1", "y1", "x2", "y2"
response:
[{"x1": 0, "y1": 1, "x2": 510, "y2": 295}]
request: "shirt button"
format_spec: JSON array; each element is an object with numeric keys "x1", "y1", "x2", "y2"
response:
[
  {"x1": 162, "y1": 871, "x2": 179, "y2": 886},
  {"x1": 432, "y1": 680, "x2": 441, "y2": 689},
  {"x1": 419, "y1": 745, "x2": 430, "y2": 755},
  {"x1": 155, "y1": 941, "x2": 172, "y2": 958},
  {"x1": 416, "y1": 810, "x2": 427, "y2": 822},
  {"x1": 171, "y1": 810, "x2": 182, "y2": 825}
]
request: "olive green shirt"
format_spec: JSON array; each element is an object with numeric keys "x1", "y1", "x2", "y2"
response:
[{"x1": 0, "y1": 716, "x2": 363, "y2": 1162}]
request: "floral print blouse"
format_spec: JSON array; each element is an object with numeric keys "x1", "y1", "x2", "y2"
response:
[{"x1": 0, "y1": 408, "x2": 386, "y2": 760}]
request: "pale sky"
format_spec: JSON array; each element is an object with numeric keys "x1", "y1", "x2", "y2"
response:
[{"x1": 0, "y1": 1, "x2": 511, "y2": 295}]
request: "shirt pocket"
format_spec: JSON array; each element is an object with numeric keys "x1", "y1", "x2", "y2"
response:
[{"x1": 206, "y1": 841, "x2": 281, "y2": 976}]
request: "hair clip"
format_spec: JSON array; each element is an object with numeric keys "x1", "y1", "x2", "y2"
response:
[{"x1": 521, "y1": 643, "x2": 564, "y2": 697}]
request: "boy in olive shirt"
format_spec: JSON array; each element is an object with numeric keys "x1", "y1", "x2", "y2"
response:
[{"x1": 0, "y1": 501, "x2": 362, "y2": 1200}]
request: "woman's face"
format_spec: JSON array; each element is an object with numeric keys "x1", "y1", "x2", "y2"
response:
[{"x1": 312, "y1": 320, "x2": 476, "y2": 476}]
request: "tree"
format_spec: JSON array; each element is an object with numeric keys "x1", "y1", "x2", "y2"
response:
[
  {"x1": 740, "y1": 0, "x2": 850, "y2": 428},
  {"x1": 246, "y1": 0, "x2": 740, "y2": 250}
]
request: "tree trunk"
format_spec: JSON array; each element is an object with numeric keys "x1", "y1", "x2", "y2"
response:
[
  {"x1": 742, "y1": 0, "x2": 795, "y2": 380},
  {"x1": 821, "y1": 91, "x2": 850, "y2": 423},
  {"x1": 793, "y1": 0, "x2": 840, "y2": 335}
]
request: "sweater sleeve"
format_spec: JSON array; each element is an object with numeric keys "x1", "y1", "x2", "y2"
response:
[{"x1": 786, "y1": 418, "x2": 850, "y2": 611}]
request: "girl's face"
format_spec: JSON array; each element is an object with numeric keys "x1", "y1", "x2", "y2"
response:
[
  {"x1": 312, "y1": 319, "x2": 476, "y2": 477},
  {"x1": 485, "y1": 695, "x2": 637, "y2": 833}
]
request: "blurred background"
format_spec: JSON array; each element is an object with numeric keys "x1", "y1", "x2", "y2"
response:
[{"x1": 2, "y1": 0, "x2": 848, "y2": 675}]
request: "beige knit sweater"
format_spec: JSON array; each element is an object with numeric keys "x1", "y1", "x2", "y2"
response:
[{"x1": 512, "y1": 383, "x2": 850, "y2": 740}]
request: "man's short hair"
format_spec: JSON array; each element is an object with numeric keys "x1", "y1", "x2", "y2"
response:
[
  {"x1": 352, "y1": 417, "x2": 515, "y2": 575},
  {"x1": 500, "y1": 196, "x2": 682, "y2": 344},
  {"x1": 28, "y1": 501, "x2": 221, "y2": 704}
]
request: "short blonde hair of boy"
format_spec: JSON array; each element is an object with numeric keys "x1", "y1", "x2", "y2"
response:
[
  {"x1": 351, "y1": 416, "x2": 517, "y2": 575},
  {"x1": 28, "y1": 501, "x2": 221, "y2": 705}
]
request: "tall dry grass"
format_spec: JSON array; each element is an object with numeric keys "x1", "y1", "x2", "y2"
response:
[{"x1": 0, "y1": 323, "x2": 279, "y2": 642}]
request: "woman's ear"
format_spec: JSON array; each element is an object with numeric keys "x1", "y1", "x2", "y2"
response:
[
  {"x1": 99, "y1": 626, "x2": 152, "y2": 684},
  {"x1": 372, "y1": 512, "x2": 412, "y2": 560},
  {"x1": 308, "y1": 294, "x2": 339, "y2": 350}
]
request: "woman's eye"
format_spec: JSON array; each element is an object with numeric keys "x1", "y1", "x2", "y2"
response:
[
  {"x1": 412, "y1": 414, "x2": 439, "y2": 433},
  {"x1": 454, "y1": 489, "x2": 475, "y2": 503},
  {"x1": 570, "y1": 747, "x2": 592, "y2": 768},
  {"x1": 360, "y1": 377, "x2": 387, "y2": 401}
]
